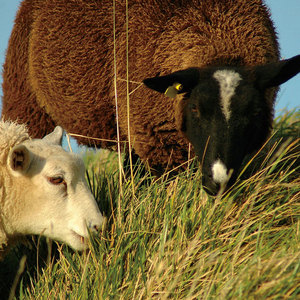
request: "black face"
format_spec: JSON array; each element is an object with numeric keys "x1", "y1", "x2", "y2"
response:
[
  {"x1": 183, "y1": 69, "x2": 270, "y2": 195},
  {"x1": 143, "y1": 55, "x2": 300, "y2": 195}
]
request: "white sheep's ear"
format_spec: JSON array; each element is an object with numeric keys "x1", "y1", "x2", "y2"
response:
[
  {"x1": 43, "y1": 126, "x2": 64, "y2": 145},
  {"x1": 8, "y1": 144, "x2": 32, "y2": 175},
  {"x1": 255, "y1": 55, "x2": 300, "y2": 89}
]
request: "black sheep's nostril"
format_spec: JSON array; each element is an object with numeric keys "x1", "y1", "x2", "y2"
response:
[{"x1": 202, "y1": 174, "x2": 220, "y2": 196}]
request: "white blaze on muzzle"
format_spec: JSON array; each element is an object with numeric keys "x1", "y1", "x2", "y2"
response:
[{"x1": 212, "y1": 159, "x2": 230, "y2": 185}]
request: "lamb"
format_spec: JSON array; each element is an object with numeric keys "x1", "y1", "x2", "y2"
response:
[
  {"x1": 0, "y1": 120, "x2": 104, "y2": 260},
  {"x1": 2, "y1": 0, "x2": 300, "y2": 194}
]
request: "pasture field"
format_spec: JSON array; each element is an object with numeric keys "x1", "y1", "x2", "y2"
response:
[{"x1": 1, "y1": 110, "x2": 299, "y2": 299}]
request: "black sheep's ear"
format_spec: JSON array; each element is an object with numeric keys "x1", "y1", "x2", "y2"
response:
[
  {"x1": 255, "y1": 55, "x2": 300, "y2": 89},
  {"x1": 143, "y1": 68, "x2": 200, "y2": 98}
]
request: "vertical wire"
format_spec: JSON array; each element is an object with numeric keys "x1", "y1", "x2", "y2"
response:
[
  {"x1": 125, "y1": 0, "x2": 135, "y2": 196},
  {"x1": 113, "y1": 0, "x2": 123, "y2": 225}
]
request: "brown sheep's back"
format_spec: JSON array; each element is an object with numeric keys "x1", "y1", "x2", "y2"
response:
[{"x1": 2, "y1": 0, "x2": 279, "y2": 172}]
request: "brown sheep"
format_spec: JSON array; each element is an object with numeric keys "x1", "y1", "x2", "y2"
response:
[{"x1": 2, "y1": 0, "x2": 300, "y2": 194}]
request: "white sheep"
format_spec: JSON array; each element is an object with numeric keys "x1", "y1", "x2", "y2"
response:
[{"x1": 0, "y1": 121, "x2": 104, "y2": 260}]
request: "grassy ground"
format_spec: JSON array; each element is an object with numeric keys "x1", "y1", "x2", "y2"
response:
[{"x1": 1, "y1": 110, "x2": 299, "y2": 299}]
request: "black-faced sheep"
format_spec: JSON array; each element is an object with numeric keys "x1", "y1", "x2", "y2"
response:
[
  {"x1": 2, "y1": 0, "x2": 300, "y2": 194},
  {"x1": 0, "y1": 121, "x2": 104, "y2": 260}
]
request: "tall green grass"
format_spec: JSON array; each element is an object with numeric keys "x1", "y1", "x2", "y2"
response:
[{"x1": 1, "y1": 110, "x2": 297, "y2": 299}]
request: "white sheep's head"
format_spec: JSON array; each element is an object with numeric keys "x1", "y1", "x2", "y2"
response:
[
  {"x1": 5, "y1": 126, "x2": 104, "y2": 251},
  {"x1": 144, "y1": 55, "x2": 300, "y2": 195}
]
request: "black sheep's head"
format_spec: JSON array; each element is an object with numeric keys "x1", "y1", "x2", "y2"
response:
[{"x1": 144, "y1": 55, "x2": 300, "y2": 195}]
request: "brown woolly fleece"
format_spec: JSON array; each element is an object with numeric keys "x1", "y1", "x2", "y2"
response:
[{"x1": 1, "y1": 0, "x2": 279, "y2": 172}]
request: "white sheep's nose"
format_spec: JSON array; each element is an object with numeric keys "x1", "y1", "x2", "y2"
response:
[
  {"x1": 90, "y1": 223, "x2": 100, "y2": 232},
  {"x1": 88, "y1": 216, "x2": 105, "y2": 232}
]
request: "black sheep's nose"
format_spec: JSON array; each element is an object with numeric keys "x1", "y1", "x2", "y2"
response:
[{"x1": 202, "y1": 174, "x2": 220, "y2": 196}]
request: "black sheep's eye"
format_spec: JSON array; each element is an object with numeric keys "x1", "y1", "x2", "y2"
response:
[
  {"x1": 191, "y1": 104, "x2": 198, "y2": 113},
  {"x1": 48, "y1": 176, "x2": 66, "y2": 186},
  {"x1": 190, "y1": 104, "x2": 200, "y2": 118}
]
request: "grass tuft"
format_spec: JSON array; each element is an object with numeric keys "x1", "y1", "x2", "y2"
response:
[{"x1": 1, "y1": 110, "x2": 298, "y2": 299}]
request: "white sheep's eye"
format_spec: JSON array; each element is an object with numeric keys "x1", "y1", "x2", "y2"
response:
[{"x1": 47, "y1": 176, "x2": 66, "y2": 186}]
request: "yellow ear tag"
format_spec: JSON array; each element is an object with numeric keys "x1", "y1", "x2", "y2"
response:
[{"x1": 164, "y1": 83, "x2": 183, "y2": 98}]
